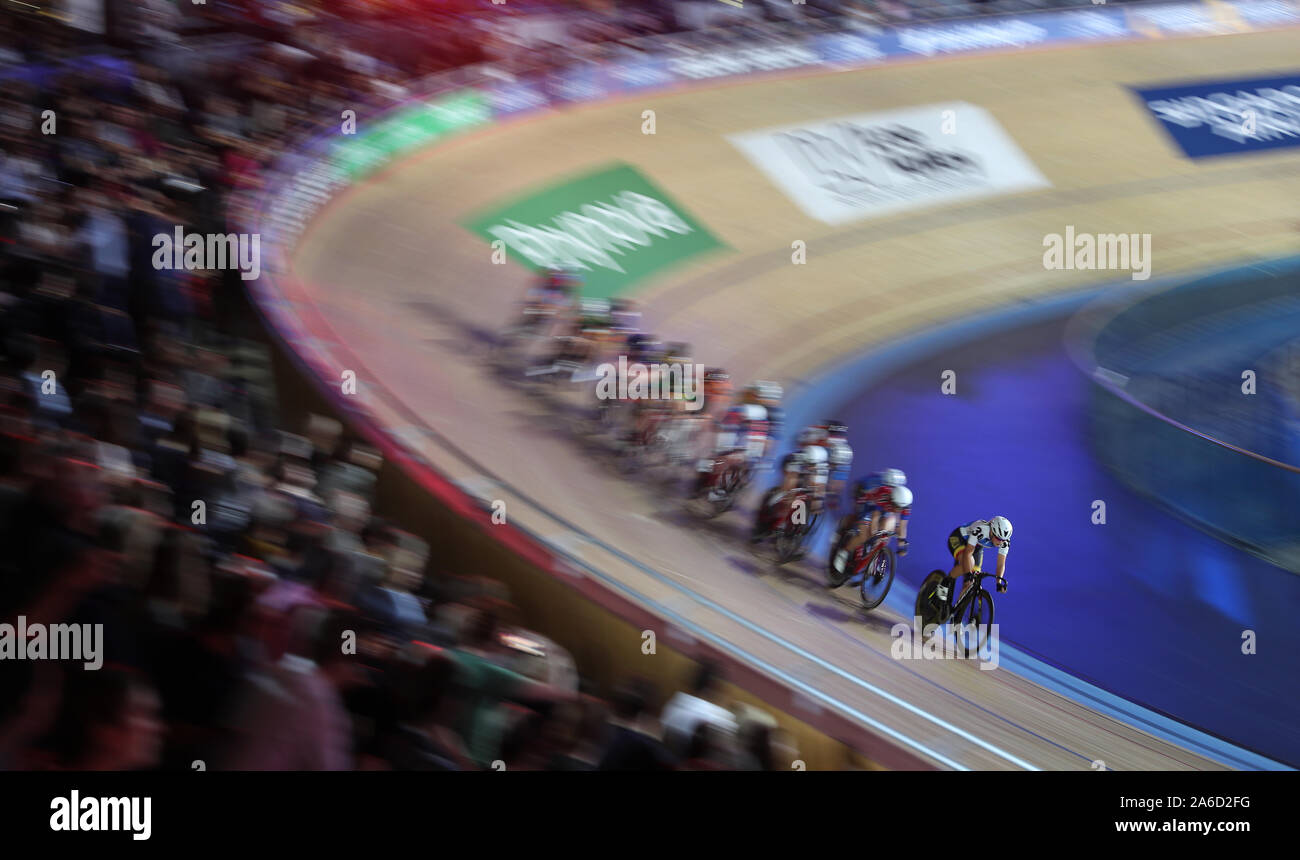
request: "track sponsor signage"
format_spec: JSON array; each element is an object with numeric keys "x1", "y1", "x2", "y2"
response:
[
  {"x1": 1231, "y1": 0, "x2": 1300, "y2": 27},
  {"x1": 1123, "y1": 0, "x2": 1246, "y2": 36},
  {"x1": 548, "y1": 63, "x2": 610, "y2": 103},
  {"x1": 332, "y1": 89, "x2": 491, "y2": 179},
  {"x1": 1133, "y1": 73, "x2": 1300, "y2": 158},
  {"x1": 486, "y1": 77, "x2": 550, "y2": 116},
  {"x1": 727, "y1": 102, "x2": 1050, "y2": 224},
  {"x1": 258, "y1": 88, "x2": 491, "y2": 254},
  {"x1": 814, "y1": 31, "x2": 887, "y2": 66},
  {"x1": 665, "y1": 43, "x2": 823, "y2": 81},
  {"x1": 464, "y1": 164, "x2": 724, "y2": 299},
  {"x1": 603, "y1": 55, "x2": 675, "y2": 91},
  {"x1": 887, "y1": 18, "x2": 1052, "y2": 57}
]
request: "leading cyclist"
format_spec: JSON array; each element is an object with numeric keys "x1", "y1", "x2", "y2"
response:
[{"x1": 936, "y1": 516, "x2": 1012, "y2": 612}]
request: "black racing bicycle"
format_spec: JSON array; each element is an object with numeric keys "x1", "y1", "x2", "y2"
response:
[{"x1": 914, "y1": 568, "x2": 1002, "y2": 657}]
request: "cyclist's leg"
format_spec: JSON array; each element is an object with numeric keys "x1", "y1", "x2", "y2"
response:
[
  {"x1": 751, "y1": 485, "x2": 781, "y2": 540},
  {"x1": 832, "y1": 510, "x2": 872, "y2": 572},
  {"x1": 841, "y1": 491, "x2": 868, "y2": 533},
  {"x1": 967, "y1": 546, "x2": 985, "y2": 588},
  {"x1": 692, "y1": 430, "x2": 724, "y2": 495},
  {"x1": 760, "y1": 455, "x2": 799, "y2": 520},
  {"x1": 716, "y1": 450, "x2": 746, "y2": 493},
  {"x1": 942, "y1": 530, "x2": 976, "y2": 608},
  {"x1": 845, "y1": 507, "x2": 879, "y2": 554},
  {"x1": 944, "y1": 528, "x2": 965, "y2": 578},
  {"x1": 779, "y1": 458, "x2": 800, "y2": 496}
]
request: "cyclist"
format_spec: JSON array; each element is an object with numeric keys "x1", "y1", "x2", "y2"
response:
[
  {"x1": 822, "y1": 420, "x2": 854, "y2": 506},
  {"x1": 699, "y1": 368, "x2": 733, "y2": 422},
  {"x1": 624, "y1": 334, "x2": 667, "y2": 409},
  {"x1": 762, "y1": 383, "x2": 785, "y2": 453},
  {"x1": 610, "y1": 333, "x2": 663, "y2": 441},
  {"x1": 624, "y1": 332, "x2": 661, "y2": 368},
  {"x1": 630, "y1": 341, "x2": 693, "y2": 449},
  {"x1": 840, "y1": 469, "x2": 907, "y2": 533},
  {"x1": 609, "y1": 297, "x2": 642, "y2": 338},
  {"x1": 531, "y1": 296, "x2": 610, "y2": 380},
  {"x1": 504, "y1": 268, "x2": 578, "y2": 370},
  {"x1": 662, "y1": 342, "x2": 696, "y2": 408},
  {"x1": 660, "y1": 342, "x2": 704, "y2": 462},
  {"x1": 694, "y1": 381, "x2": 779, "y2": 499},
  {"x1": 519, "y1": 267, "x2": 580, "y2": 332},
  {"x1": 752, "y1": 424, "x2": 826, "y2": 542},
  {"x1": 937, "y1": 516, "x2": 1011, "y2": 611},
  {"x1": 751, "y1": 381, "x2": 783, "y2": 459},
  {"x1": 752, "y1": 419, "x2": 852, "y2": 542},
  {"x1": 832, "y1": 470, "x2": 912, "y2": 576},
  {"x1": 594, "y1": 297, "x2": 642, "y2": 372}
]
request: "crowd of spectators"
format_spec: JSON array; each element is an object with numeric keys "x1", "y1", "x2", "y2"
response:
[{"x1": 0, "y1": 3, "x2": 805, "y2": 771}]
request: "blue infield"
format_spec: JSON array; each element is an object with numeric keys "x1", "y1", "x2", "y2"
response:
[{"x1": 780, "y1": 261, "x2": 1300, "y2": 768}]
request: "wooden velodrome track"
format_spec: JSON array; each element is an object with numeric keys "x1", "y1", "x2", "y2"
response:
[{"x1": 290, "y1": 28, "x2": 1300, "y2": 769}]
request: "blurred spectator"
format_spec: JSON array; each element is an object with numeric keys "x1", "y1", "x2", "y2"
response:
[
  {"x1": 384, "y1": 645, "x2": 471, "y2": 771},
  {"x1": 736, "y1": 715, "x2": 799, "y2": 771},
  {"x1": 44, "y1": 668, "x2": 164, "y2": 771},
  {"x1": 597, "y1": 678, "x2": 675, "y2": 771},
  {"x1": 223, "y1": 608, "x2": 360, "y2": 770},
  {"x1": 0, "y1": 0, "x2": 875, "y2": 774},
  {"x1": 680, "y1": 721, "x2": 736, "y2": 770},
  {"x1": 659, "y1": 660, "x2": 739, "y2": 756}
]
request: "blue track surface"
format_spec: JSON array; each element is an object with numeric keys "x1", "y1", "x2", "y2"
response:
[{"x1": 785, "y1": 278, "x2": 1300, "y2": 768}]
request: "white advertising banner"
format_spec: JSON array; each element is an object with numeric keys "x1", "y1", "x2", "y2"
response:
[{"x1": 727, "y1": 102, "x2": 1051, "y2": 224}]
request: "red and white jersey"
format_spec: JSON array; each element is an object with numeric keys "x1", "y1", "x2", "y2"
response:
[
  {"x1": 860, "y1": 484, "x2": 912, "y2": 520},
  {"x1": 717, "y1": 403, "x2": 768, "y2": 458}
]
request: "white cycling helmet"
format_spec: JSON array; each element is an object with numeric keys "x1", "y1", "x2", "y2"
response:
[
  {"x1": 755, "y1": 380, "x2": 783, "y2": 403},
  {"x1": 881, "y1": 468, "x2": 907, "y2": 487},
  {"x1": 890, "y1": 485, "x2": 913, "y2": 510},
  {"x1": 989, "y1": 516, "x2": 1012, "y2": 542}
]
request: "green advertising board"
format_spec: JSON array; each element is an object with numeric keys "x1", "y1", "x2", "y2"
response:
[
  {"x1": 332, "y1": 89, "x2": 491, "y2": 180},
  {"x1": 464, "y1": 163, "x2": 725, "y2": 299}
]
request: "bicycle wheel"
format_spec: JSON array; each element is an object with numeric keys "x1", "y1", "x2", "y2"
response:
[
  {"x1": 859, "y1": 544, "x2": 896, "y2": 611},
  {"x1": 914, "y1": 570, "x2": 948, "y2": 633},
  {"x1": 773, "y1": 524, "x2": 801, "y2": 564},
  {"x1": 959, "y1": 590, "x2": 996, "y2": 659},
  {"x1": 705, "y1": 466, "x2": 740, "y2": 518}
]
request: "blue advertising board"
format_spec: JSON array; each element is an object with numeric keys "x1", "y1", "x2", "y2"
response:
[{"x1": 1133, "y1": 73, "x2": 1300, "y2": 158}]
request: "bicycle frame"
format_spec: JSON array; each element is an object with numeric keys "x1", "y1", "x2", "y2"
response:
[{"x1": 948, "y1": 570, "x2": 994, "y2": 623}]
